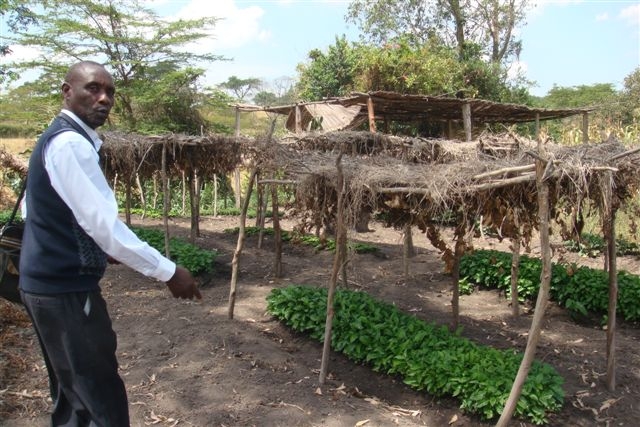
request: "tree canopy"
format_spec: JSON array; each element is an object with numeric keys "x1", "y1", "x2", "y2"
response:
[
  {"x1": 0, "y1": 0, "x2": 37, "y2": 84},
  {"x1": 218, "y1": 76, "x2": 263, "y2": 102},
  {"x1": 2, "y1": 0, "x2": 223, "y2": 133},
  {"x1": 346, "y1": 0, "x2": 529, "y2": 66},
  {"x1": 296, "y1": 35, "x2": 529, "y2": 103}
]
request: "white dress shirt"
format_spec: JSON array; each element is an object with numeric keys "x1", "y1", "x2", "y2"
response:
[{"x1": 24, "y1": 110, "x2": 176, "y2": 282}]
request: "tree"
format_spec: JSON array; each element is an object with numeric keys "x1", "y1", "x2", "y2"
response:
[
  {"x1": 218, "y1": 76, "x2": 262, "y2": 102},
  {"x1": 296, "y1": 35, "x2": 524, "y2": 102},
  {"x1": 0, "y1": 81, "x2": 59, "y2": 136},
  {"x1": 346, "y1": 0, "x2": 528, "y2": 66},
  {"x1": 0, "y1": 0, "x2": 36, "y2": 84},
  {"x1": 619, "y1": 67, "x2": 640, "y2": 124},
  {"x1": 296, "y1": 35, "x2": 359, "y2": 100},
  {"x1": 3, "y1": 0, "x2": 223, "y2": 131},
  {"x1": 543, "y1": 83, "x2": 618, "y2": 109},
  {"x1": 253, "y1": 91, "x2": 278, "y2": 106},
  {"x1": 133, "y1": 63, "x2": 208, "y2": 135}
]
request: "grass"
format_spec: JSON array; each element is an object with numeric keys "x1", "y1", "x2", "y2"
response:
[{"x1": 0, "y1": 138, "x2": 35, "y2": 156}]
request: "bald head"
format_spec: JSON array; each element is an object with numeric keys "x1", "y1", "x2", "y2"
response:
[{"x1": 62, "y1": 61, "x2": 115, "y2": 129}]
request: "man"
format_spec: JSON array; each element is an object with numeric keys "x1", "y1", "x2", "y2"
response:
[{"x1": 19, "y1": 60, "x2": 201, "y2": 426}]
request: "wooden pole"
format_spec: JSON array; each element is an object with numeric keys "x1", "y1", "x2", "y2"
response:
[
  {"x1": 582, "y1": 112, "x2": 589, "y2": 144},
  {"x1": 450, "y1": 226, "x2": 466, "y2": 331},
  {"x1": 181, "y1": 169, "x2": 187, "y2": 215},
  {"x1": 271, "y1": 183, "x2": 282, "y2": 278},
  {"x1": 256, "y1": 172, "x2": 264, "y2": 229},
  {"x1": 319, "y1": 153, "x2": 345, "y2": 385},
  {"x1": 152, "y1": 173, "x2": 158, "y2": 210},
  {"x1": 496, "y1": 139, "x2": 553, "y2": 427},
  {"x1": 535, "y1": 113, "x2": 540, "y2": 141},
  {"x1": 213, "y1": 174, "x2": 218, "y2": 217},
  {"x1": 124, "y1": 174, "x2": 132, "y2": 226},
  {"x1": 603, "y1": 171, "x2": 618, "y2": 391},
  {"x1": 161, "y1": 142, "x2": 170, "y2": 258},
  {"x1": 462, "y1": 103, "x2": 472, "y2": 142},
  {"x1": 367, "y1": 96, "x2": 377, "y2": 133},
  {"x1": 228, "y1": 168, "x2": 258, "y2": 320},
  {"x1": 510, "y1": 208, "x2": 521, "y2": 317},
  {"x1": 234, "y1": 106, "x2": 242, "y2": 210},
  {"x1": 402, "y1": 223, "x2": 414, "y2": 281},
  {"x1": 135, "y1": 174, "x2": 146, "y2": 217},
  {"x1": 295, "y1": 104, "x2": 302, "y2": 134}
]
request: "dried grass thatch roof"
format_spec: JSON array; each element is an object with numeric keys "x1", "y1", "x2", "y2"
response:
[
  {"x1": 99, "y1": 131, "x2": 248, "y2": 180},
  {"x1": 256, "y1": 131, "x2": 640, "y2": 245}
]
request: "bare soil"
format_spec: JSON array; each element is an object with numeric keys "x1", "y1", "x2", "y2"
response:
[{"x1": 1, "y1": 215, "x2": 639, "y2": 427}]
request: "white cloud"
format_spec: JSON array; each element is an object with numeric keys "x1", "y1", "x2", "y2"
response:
[
  {"x1": 171, "y1": 0, "x2": 269, "y2": 51},
  {"x1": 595, "y1": 12, "x2": 608, "y2": 22},
  {"x1": 3, "y1": 45, "x2": 41, "y2": 62},
  {"x1": 619, "y1": 4, "x2": 640, "y2": 27}
]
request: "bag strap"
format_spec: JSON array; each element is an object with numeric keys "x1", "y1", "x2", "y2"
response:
[{"x1": 2, "y1": 178, "x2": 26, "y2": 231}]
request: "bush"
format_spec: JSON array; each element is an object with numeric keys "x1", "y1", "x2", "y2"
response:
[{"x1": 130, "y1": 227, "x2": 216, "y2": 275}]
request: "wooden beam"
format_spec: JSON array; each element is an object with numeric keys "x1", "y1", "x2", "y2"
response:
[
  {"x1": 607, "y1": 146, "x2": 640, "y2": 162},
  {"x1": 257, "y1": 179, "x2": 298, "y2": 185},
  {"x1": 472, "y1": 164, "x2": 536, "y2": 180}
]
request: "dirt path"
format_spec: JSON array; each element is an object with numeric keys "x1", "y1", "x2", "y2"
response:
[{"x1": 1, "y1": 215, "x2": 639, "y2": 426}]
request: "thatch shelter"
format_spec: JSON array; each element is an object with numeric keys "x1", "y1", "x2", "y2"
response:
[
  {"x1": 236, "y1": 91, "x2": 593, "y2": 140},
  {"x1": 246, "y1": 129, "x2": 639, "y2": 416},
  {"x1": 99, "y1": 131, "x2": 249, "y2": 240}
]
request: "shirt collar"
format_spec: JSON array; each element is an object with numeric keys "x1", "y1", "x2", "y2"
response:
[{"x1": 60, "y1": 109, "x2": 104, "y2": 151}]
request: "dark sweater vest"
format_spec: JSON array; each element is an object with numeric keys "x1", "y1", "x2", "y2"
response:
[{"x1": 19, "y1": 114, "x2": 107, "y2": 294}]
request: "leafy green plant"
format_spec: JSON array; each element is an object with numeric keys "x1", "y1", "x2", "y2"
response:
[
  {"x1": 224, "y1": 227, "x2": 378, "y2": 254},
  {"x1": 563, "y1": 233, "x2": 640, "y2": 257},
  {"x1": 0, "y1": 210, "x2": 24, "y2": 225},
  {"x1": 130, "y1": 227, "x2": 216, "y2": 275},
  {"x1": 459, "y1": 249, "x2": 640, "y2": 322},
  {"x1": 267, "y1": 285, "x2": 564, "y2": 425}
]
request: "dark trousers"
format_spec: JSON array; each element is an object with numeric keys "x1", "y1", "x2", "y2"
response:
[{"x1": 21, "y1": 290, "x2": 130, "y2": 427}]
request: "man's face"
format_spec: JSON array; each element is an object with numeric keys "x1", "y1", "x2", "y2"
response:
[{"x1": 62, "y1": 64, "x2": 115, "y2": 129}]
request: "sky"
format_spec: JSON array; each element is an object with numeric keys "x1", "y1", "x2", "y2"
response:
[{"x1": 2, "y1": 0, "x2": 639, "y2": 97}]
